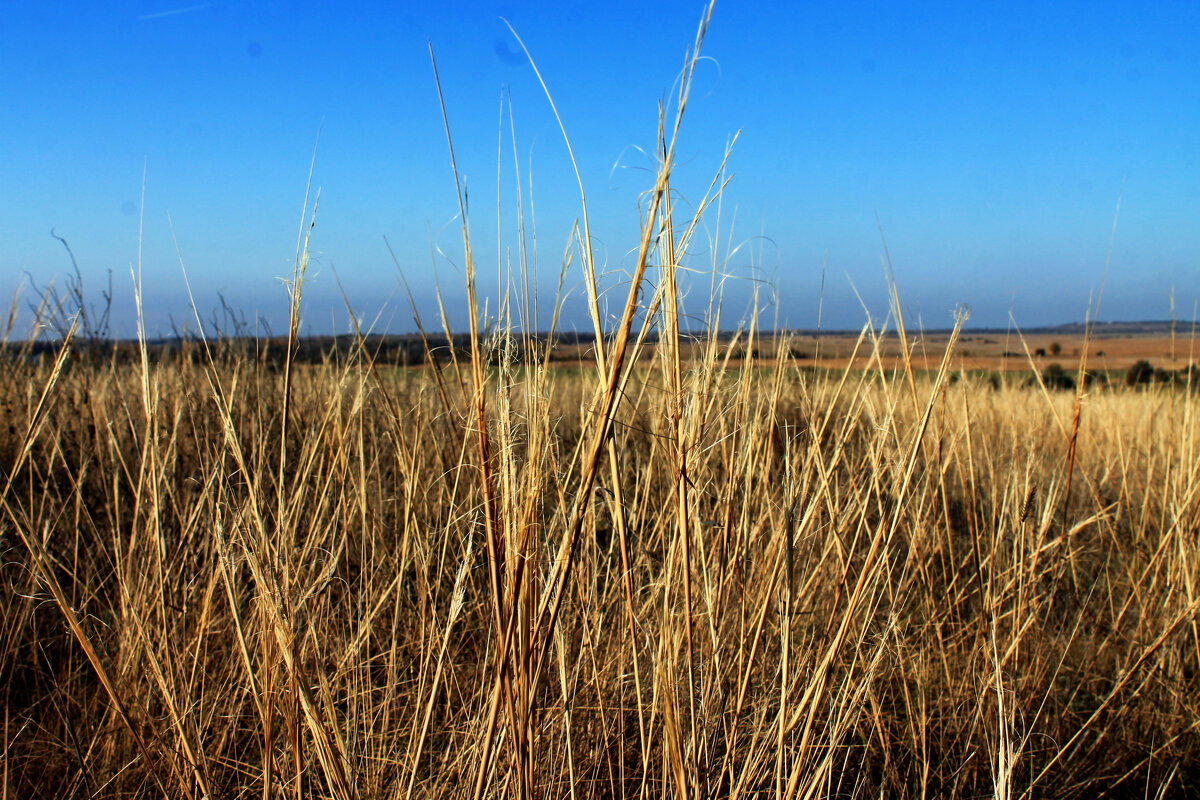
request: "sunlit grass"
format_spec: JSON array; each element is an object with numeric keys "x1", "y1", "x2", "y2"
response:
[{"x1": 2, "y1": 4, "x2": 1199, "y2": 797}]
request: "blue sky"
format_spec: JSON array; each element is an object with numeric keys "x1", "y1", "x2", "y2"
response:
[{"x1": 2, "y1": 0, "x2": 1198, "y2": 337}]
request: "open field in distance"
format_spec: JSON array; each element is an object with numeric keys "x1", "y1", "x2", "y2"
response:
[{"x1": 13, "y1": 321, "x2": 1193, "y2": 377}]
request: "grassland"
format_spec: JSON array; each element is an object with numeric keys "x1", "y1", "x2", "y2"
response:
[
  {"x1": 4, "y1": 305, "x2": 1200, "y2": 800},
  {"x1": 4, "y1": 7, "x2": 1200, "y2": 798}
]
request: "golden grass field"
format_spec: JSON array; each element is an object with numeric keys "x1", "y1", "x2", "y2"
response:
[
  {"x1": 3, "y1": 7, "x2": 1199, "y2": 798},
  {"x1": 681, "y1": 331, "x2": 1191, "y2": 375},
  {"x1": 844, "y1": 332, "x2": 1193, "y2": 375},
  {"x1": 5, "y1": 310, "x2": 1200, "y2": 800}
]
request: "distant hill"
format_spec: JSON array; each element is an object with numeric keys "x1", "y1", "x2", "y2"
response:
[
  {"x1": 773, "y1": 320, "x2": 1181, "y2": 336},
  {"x1": 5, "y1": 320, "x2": 1186, "y2": 366},
  {"x1": 970, "y1": 320, "x2": 1179, "y2": 336}
]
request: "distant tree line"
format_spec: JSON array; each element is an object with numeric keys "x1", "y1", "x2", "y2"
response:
[{"x1": 1023, "y1": 360, "x2": 1200, "y2": 392}]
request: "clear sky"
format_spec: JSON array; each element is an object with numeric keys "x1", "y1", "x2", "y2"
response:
[{"x1": 3, "y1": 0, "x2": 1198, "y2": 338}]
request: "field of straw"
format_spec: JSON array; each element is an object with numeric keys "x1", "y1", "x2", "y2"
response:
[{"x1": 3, "y1": 7, "x2": 1199, "y2": 799}]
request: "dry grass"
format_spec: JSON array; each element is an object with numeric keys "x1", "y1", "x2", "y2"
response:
[{"x1": 3, "y1": 6, "x2": 1200, "y2": 798}]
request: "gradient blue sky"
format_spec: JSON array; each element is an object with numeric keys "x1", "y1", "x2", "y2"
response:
[{"x1": 3, "y1": 0, "x2": 1198, "y2": 337}]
